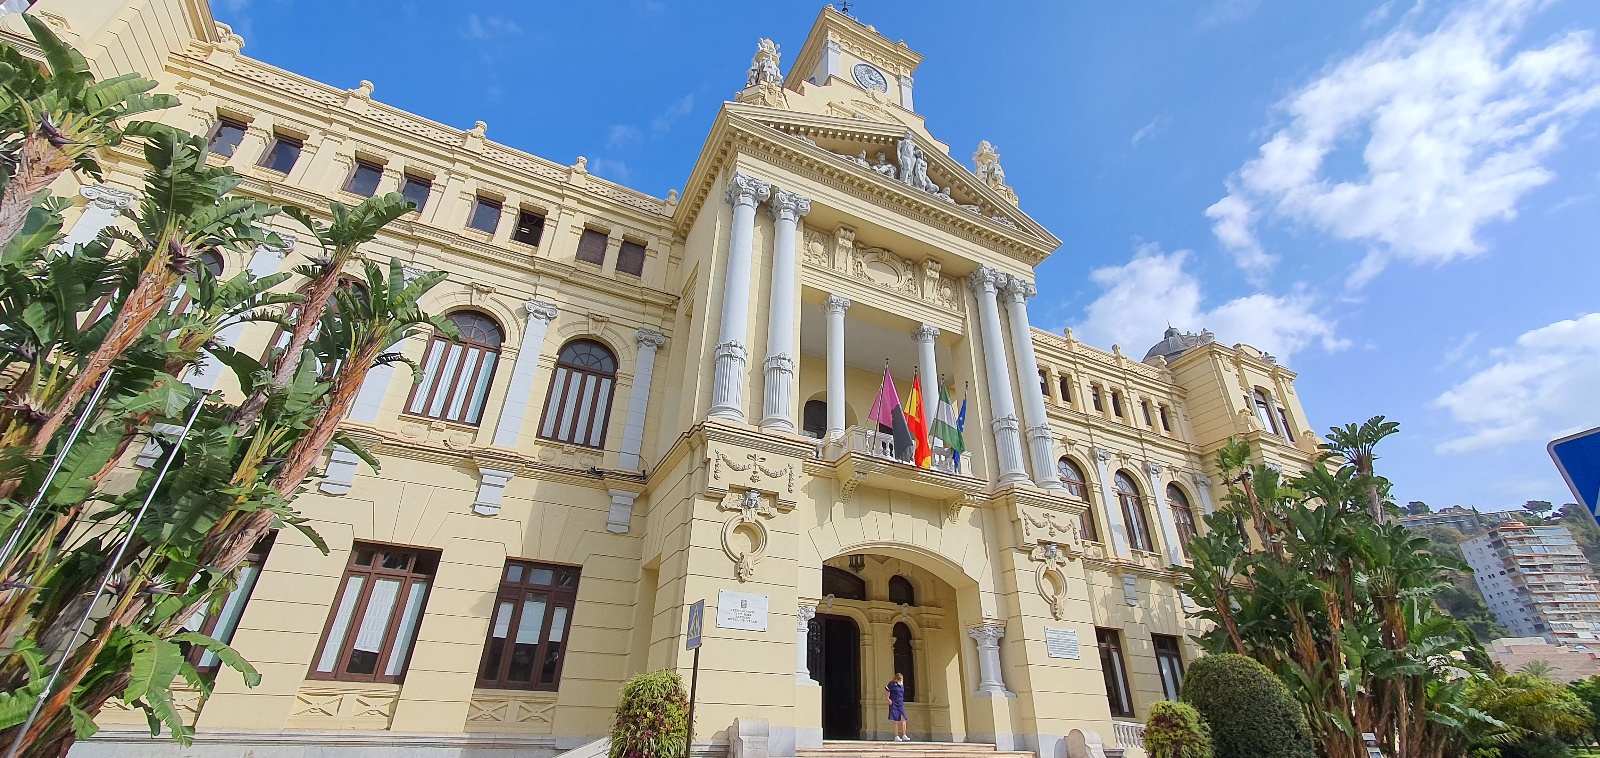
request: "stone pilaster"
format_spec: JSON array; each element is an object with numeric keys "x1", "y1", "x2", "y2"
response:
[
  {"x1": 61, "y1": 184, "x2": 138, "y2": 249},
  {"x1": 966, "y1": 623, "x2": 1014, "y2": 697},
  {"x1": 619, "y1": 328, "x2": 666, "y2": 470},
  {"x1": 489, "y1": 300, "x2": 559, "y2": 449},
  {"x1": 1091, "y1": 446, "x2": 1132, "y2": 558},
  {"x1": 1145, "y1": 460, "x2": 1185, "y2": 566}
]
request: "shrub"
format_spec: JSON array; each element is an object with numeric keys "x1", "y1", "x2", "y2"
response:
[
  {"x1": 1180, "y1": 654, "x2": 1314, "y2": 758},
  {"x1": 609, "y1": 670, "x2": 690, "y2": 758},
  {"x1": 1143, "y1": 701, "x2": 1212, "y2": 758}
]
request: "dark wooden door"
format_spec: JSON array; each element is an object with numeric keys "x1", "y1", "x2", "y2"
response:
[{"x1": 816, "y1": 614, "x2": 861, "y2": 740}]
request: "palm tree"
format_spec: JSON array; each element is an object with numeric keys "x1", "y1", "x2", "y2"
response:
[{"x1": 1322, "y1": 415, "x2": 1399, "y2": 523}]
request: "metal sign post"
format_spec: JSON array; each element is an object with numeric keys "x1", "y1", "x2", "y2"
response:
[
  {"x1": 684, "y1": 600, "x2": 704, "y2": 758},
  {"x1": 1549, "y1": 427, "x2": 1600, "y2": 524}
]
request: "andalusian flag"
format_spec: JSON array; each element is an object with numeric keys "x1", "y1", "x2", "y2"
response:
[
  {"x1": 930, "y1": 378, "x2": 961, "y2": 458},
  {"x1": 952, "y1": 384, "x2": 968, "y2": 467},
  {"x1": 905, "y1": 373, "x2": 932, "y2": 468}
]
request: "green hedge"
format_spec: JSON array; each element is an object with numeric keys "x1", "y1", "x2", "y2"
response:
[
  {"x1": 1180, "y1": 654, "x2": 1313, "y2": 758},
  {"x1": 1143, "y1": 700, "x2": 1213, "y2": 758},
  {"x1": 609, "y1": 670, "x2": 689, "y2": 758}
]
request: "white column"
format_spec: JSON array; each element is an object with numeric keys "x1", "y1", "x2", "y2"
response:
[
  {"x1": 490, "y1": 299, "x2": 560, "y2": 448},
  {"x1": 796, "y1": 604, "x2": 818, "y2": 684},
  {"x1": 1191, "y1": 472, "x2": 1216, "y2": 515},
  {"x1": 61, "y1": 184, "x2": 138, "y2": 250},
  {"x1": 188, "y1": 235, "x2": 298, "y2": 392},
  {"x1": 1146, "y1": 461, "x2": 1185, "y2": 567},
  {"x1": 823, "y1": 294, "x2": 850, "y2": 440},
  {"x1": 912, "y1": 324, "x2": 939, "y2": 398},
  {"x1": 709, "y1": 172, "x2": 771, "y2": 423},
  {"x1": 999, "y1": 276, "x2": 1063, "y2": 491},
  {"x1": 1092, "y1": 446, "x2": 1132, "y2": 558},
  {"x1": 619, "y1": 329, "x2": 666, "y2": 470},
  {"x1": 966, "y1": 624, "x2": 1015, "y2": 697},
  {"x1": 761, "y1": 187, "x2": 810, "y2": 433},
  {"x1": 966, "y1": 266, "x2": 1030, "y2": 486}
]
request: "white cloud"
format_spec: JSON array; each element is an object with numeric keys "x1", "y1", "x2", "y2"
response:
[
  {"x1": 588, "y1": 158, "x2": 632, "y2": 183},
  {"x1": 650, "y1": 95, "x2": 696, "y2": 137},
  {"x1": 1072, "y1": 243, "x2": 1347, "y2": 363},
  {"x1": 1199, "y1": 0, "x2": 1261, "y2": 30},
  {"x1": 462, "y1": 14, "x2": 522, "y2": 40},
  {"x1": 1210, "y1": 0, "x2": 1600, "y2": 285},
  {"x1": 1433, "y1": 312, "x2": 1600, "y2": 453},
  {"x1": 606, "y1": 125, "x2": 642, "y2": 151},
  {"x1": 1131, "y1": 115, "x2": 1170, "y2": 146}
]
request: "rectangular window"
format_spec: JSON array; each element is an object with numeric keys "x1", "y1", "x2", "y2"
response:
[
  {"x1": 1141, "y1": 401, "x2": 1153, "y2": 427},
  {"x1": 184, "y1": 535, "x2": 274, "y2": 673},
  {"x1": 1038, "y1": 369, "x2": 1049, "y2": 398},
  {"x1": 208, "y1": 117, "x2": 247, "y2": 158},
  {"x1": 1059, "y1": 377, "x2": 1072, "y2": 405},
  {"x1": 400, "y1": 175, "x2": 432, "y2": 212},
  {"x1": 575, "y1": 229, "x2": 608, "y2": 265},
  {"x1": 1159, "y1": 405, "x2": 1172, "y2": 432},
  {"x1": 344, "y1": 159, "x2": 383, "y2": 197},
  {"x1": 512, "y1": 209, "x2": 546, "y2": 247},
  {"x1": 468, "y1": 197, "x2": 502, "y2": 234},
  {"x1": 1091, "y1": 386, "x2": 1103, "y2": 412},
  {"x1": 311, "y1": 543, "x2": 439, "y2": 683},
  {"x1": 1097, "y1": 628, "x2": 1134, "y2": 717},
  {"x1": 258, "y1": 134, "x2": 302, "y2": 174},
  {"x1": 617, "y1": 240, "x2": 647, "y2": 276},
  {"x1": 1278, "y1": 407, "x2": 1294, "y2": 440},
  {"x1": 1153, "y1": 634, "x2": 1185, "y2": 701},
  {"x1": 1111, "y1": 391, "x2": 1124, "y2": 418},
  {"x1": 477, "y1": 560, "x2": 581, "y2": 691}
]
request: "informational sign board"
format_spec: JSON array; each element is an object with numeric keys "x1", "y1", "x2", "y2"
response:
[
  {"x1": 716, "y1": 590, "x2": 769, "y2": 632},
  {"x1": 1045, "y1": 627, "x2": 1080, "y2": 659},
  {"x1": 1550, "y1": 426, "x2": 1600, "y2": 522},
  {"x1": 686, "y1": 600, "x2": 704, "y2": 650}
]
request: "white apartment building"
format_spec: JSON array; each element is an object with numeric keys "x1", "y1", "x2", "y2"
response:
[{"x1": 1464, "y1": 523, "x2": 1600, "y2": 644}]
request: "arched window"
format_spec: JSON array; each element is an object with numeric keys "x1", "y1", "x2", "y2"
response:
[
  {"x1": 1252, "y1": 388, "x2": 1280, "y2": 434},
  {"x1": 1057, "y1": 458, "x2": 1099, "y2": 542},
  {"x1": 1167, "y1": 484, "x2": 1197, "y2": 560},
  {"x1": 1115, "y1": 472, "x2": 1154, "y2": 552},
  {"x1": 261, "y1": 277, "x2": 366, "y2": 370},
  {"x1": 822, "y1": 566, "x2": 866, "y2": 601},
  {"x1": 406, "y1": 311, "x2": 504, "y2": 425},
  {"x1": 802, "y1": 399, "x2": 828, "y2": 439},
  {"x1": 888, "y1": 576, "x2": 915, "y2": 607},
  {"x1": 537, "y1": 339, "x2": 618, "y2": 448},
  {"x1": 892, "y1": 622, "x2": 916, "y2": 702}
]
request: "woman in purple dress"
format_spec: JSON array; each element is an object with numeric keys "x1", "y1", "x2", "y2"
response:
[{"x1": 885, "y1": 673, "x2": 909, "y2": 741}]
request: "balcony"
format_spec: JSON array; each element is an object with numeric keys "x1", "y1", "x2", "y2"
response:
[
  {"x1": 1113, "y1": 721, "x2": 1146, "y2": 750},
  {"x1": 813, "y1": 426, "x2": 985, "y2": 502}
]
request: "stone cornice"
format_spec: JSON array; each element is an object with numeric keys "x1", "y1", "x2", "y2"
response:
[
  {"x1": 647, "y1": 419, "x2": 820, "y2": 492},
  {"x1": 339, "y1": 426, "x2": 647, "y2": 494}
]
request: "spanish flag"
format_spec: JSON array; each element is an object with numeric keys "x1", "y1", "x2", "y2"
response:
[{"x1": 905, "y1": 373, "x2": 932, "y2": 468}]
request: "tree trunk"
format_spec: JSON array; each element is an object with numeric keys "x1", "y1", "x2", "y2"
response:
[{"x1": 0, "y1": 134, "x2": 74, "y2": 251}]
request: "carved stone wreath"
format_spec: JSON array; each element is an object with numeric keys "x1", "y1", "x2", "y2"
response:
[
  {"x1": 1031, "y1": 542, "x2": 1080, "y2": 620},
  {"x1": 717, "y1": 488, "x2": 792, "y2": 582}
]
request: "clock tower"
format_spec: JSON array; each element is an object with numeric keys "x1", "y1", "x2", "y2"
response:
[{"x1": 785, "y1": 5, "x2": 924, "y2": 115}]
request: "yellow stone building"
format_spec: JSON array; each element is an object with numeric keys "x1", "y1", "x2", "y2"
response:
[{"x1": 6, "y1": 2, "x2": 1325, "y2": 757}]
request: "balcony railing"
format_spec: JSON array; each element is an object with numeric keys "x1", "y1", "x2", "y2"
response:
[
  {"x1": 822, "y1": 426, "x2": 974, "y2": 477},
  {"x1": 1113, "y1": 720, "x2": 1145, "y2": 749}
]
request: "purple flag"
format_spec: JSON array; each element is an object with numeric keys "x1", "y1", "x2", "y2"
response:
[{"x1": 868, "y1": 368, "x2": 903, "y2": 431}]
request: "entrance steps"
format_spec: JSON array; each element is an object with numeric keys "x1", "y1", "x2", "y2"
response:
[{"x1": 800, "y1": 741, "x2": 1035, "y2": 758}]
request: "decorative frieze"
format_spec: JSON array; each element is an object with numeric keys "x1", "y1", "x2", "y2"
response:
[
  {"x1": 466, "y1": 691, "x2": 557, "y2": 734},
  {"x1": 289, "y1": 685, "x2": 399, "y2": 729}
]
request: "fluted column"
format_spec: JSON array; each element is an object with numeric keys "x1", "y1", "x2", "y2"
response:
[
  {"x1": 619, "y1": 329, "x2": 666, "y2": 470},
  {"x1": 188, "y1": 235, "x2": 299, "y2": 392},
  {"x1": 489, "y1": 300, "x2": 560, "y2": 448},
  {"x1": 796, "y1": 604, "x2": 818, "y2": 684},
  {"x1": 999, "y1": 276, "x2": 1063, "y2": 491},
  {"x1": 1146, "y1": 461, "x2": 1186, "y2": 566},
  {"x1": 966, "y1": 623, "x2": 1014, "y2": 697},
  {"x1": 966, "y1": 266, "x2": 1030, "y2": 486},
  {"x1": 912, "y1": 324, "x2": 939, "y2": 401},
  {"x1": 1191, "y1": 473, "x2": 1216, "y2": 515},
  {"x1": 762, "y1": 187, "x2": 810, "y2": 433},
  {"x1": 823, "y1": 294, "x2": 850, "y2": 440},
  {"x1": 1091, "y1": 446, "x2": 1132, "y2": 558},
  {"x1": 62, "y1": 184, "x2": 138, "y2": 250},
  {"x1": 709, "y1": 172, "x2": 771, "y2": 422}
]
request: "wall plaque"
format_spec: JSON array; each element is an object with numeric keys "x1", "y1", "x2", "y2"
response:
[
  {"x1": 716, "y1": 590, "x2": 769, "y2": 632},
  {"x1": 1045, "y1": 627, "x2": 1080, "y2": 660}
]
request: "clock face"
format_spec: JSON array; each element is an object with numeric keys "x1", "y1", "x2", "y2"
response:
[{"x1": 852, "y1": 63, "x2": 888, "y2": 93}]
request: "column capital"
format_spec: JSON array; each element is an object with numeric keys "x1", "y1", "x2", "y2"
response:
[
  {"x1": 764, "y1": 354, "x2": 795, "y2": 372},
  {"x1": 81, "y1": 184, "x2": 138, "y2": 211},
  {"x1": 966, "y1": 623, "x2": 1006, "y2": 647},
  {"x1": 523, "y1": 299, "x2": 559, "y2": 323},
  {"x1": 1090, "y1": 445, "x2": 1117, "y2": 464},
  {"x1": 1000, "y1": 275, "x2": 1037, "y2": 304},
  {"x1": 1146, "y1": 460, "x2": 1165, "y2": 477},
  {"x1": 768, "y1": 187, "x2": 812, "y2": 222},
  {"x1": 822, "y1": 294, "x2": 851, "y2": 314},
  {"x1": 797, "y1": 604, "x2": 817, "y2": 629},
  {"x1": 912, "y1": 324, "x2": 940, "y2": 344},
  {"x1": 715, "y1": 340, "x2": 747, "y2": 362},
  {"x1": 636, "y1": 328, "x2": 666, "y2": 350},
  {"x1": 1191, "y1": 472, "x2": 1213, "y2": 488},
  {"x1": 724, "y1": 172, "x2": 772, "y2": 209},
  {"x1": 254, "y1": 232, "x2": 298, "y2": 260},
  {"x1": 965, "y1": 264, "x2": 1006, "y2": 296}
]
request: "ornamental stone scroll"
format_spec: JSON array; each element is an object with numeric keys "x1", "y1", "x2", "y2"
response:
[
  {"x1": 716, "y1": 487, "x2": 792, "y2": 582},
  {"x1": 1031, "y1": 541, "x2": 1079, "y2": 621}
]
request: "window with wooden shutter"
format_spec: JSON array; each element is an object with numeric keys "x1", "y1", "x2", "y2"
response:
[
  {"x1": 1153, "y1": 634, "x2": 1186, "y2": 701},
  {"x1": 477, "y1": 560, "x2": 581, "y2": 691},
  {"x1": 575, "y1": 229, "x2": 608, "y2": 265},
  {"x1": 1057, "y1": 458, "x2": 1098, "y2": 541},
  {"x1": 1097, "y1": 628, "x2": 1135, "y2": 717},
  {"x1": 1168, "y1": 484, "x2": 1197, "y2": 560},
  {"x1": 537, "y1": 340, "x2": 618, "y2": 448},
  {"x1": 405, "y1": 311, "x2": 504, "y2": 425},
  {"x1": 1116, "y1": 471, "x2": 1154, "y2": 552},
  {"x1": 310, "y1": 543, "x2": 439, "y2": 683},
  {"x1": 616, "y1": 240, "x2": 646, "y2": 276}
]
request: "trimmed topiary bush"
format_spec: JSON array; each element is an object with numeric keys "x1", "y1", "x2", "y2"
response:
[
  {"x1": 609, "y1": 670, "x2": 689, "y2": 758},
  {"x1": 1180, "y1": 654, "x2": 1314, "y2": 758},
  {"x1": 1143, "y1": 700, "x2": 1213, "y2": 758}
]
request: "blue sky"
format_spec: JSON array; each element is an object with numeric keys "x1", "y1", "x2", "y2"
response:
[{"x1": 214, "y1": 0, "x2": 1600, "y2": 512}]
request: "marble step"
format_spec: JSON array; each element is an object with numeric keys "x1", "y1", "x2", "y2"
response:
[{"x1": 799, "y1": 742, "x2": 1034, "y2": 758}]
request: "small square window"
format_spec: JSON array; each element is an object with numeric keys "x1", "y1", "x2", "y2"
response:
[
  {"x1": 259, "y1": 134, "x2": 302, "y2": 174},
  {"x1": 208, "y1": 118, "x2": 247, "y2": 158},
  {"x1": 469, "y1": 197, "x2": 502, "y2": 234},
  {"x1": 344, "y1": 160, "x2": 383, "y2": 197},
  {"x1": 400, "y1": 175, "x2": 432, "y2": 212},
  {"x1": 512, "y1": 210, "x2": 546, "y2": 246},
  {"x1": 617, "y1": 240, "x2": 646, "y2": 276},
  {"x1": 576, "y1": 229, "x2": 608, "y2": 265}
]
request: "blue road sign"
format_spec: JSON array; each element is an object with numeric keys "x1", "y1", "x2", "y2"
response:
[
  {"x1": 1549, "y1": 426, "x2": 1600, "y2": 520},
  {"x1": 686, "y1": 600, "x2": 704, "y2": 651}
]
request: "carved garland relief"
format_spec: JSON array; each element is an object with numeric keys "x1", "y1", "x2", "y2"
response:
[{"x1": 805, "y1": 226, "x2": 961, "y2": 313}]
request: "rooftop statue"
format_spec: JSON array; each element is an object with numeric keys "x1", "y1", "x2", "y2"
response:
[
  {"x1": 974, "y1": 140, "x2": 1021, "y2": 206},
  {"x1": 746, "y1": 38, "x2": 783, "y2": 87}
]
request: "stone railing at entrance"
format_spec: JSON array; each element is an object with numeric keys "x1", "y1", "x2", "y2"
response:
[
  {"x1": 1113, "y1": 720, "x2": 1145, "y2": 749},
  {"x1": 821, "y1": 426, "x2": 974, "y2": 477}
]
